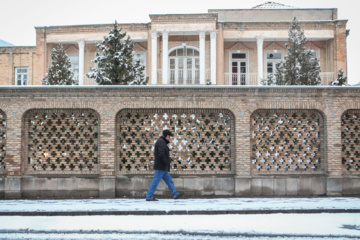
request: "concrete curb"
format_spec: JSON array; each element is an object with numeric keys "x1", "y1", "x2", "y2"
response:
[{"x1": 1, "y1": 209, "x2": 360, "y2": 216}]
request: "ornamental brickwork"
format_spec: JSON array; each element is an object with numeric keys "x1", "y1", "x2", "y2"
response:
[
  {"x1": 23, "y1": 109, "x2": 100, "y2": 175},
  {"x1": 0, "y1": 110, "x2": 6, "y2": 174},
  {"x1": 116, "y1": 109, "x2": 234, "y2": 174},
  {"x1": 251, "y1": 109, "x2": 324, "y2": 174},
  {"x1": 341, "y1": 110, "x2": 360, "y2": 172}
]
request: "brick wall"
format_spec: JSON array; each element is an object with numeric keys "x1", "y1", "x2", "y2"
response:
[
  {"x1": 0, "y1": 47, "x2": 36, "y2": 85},
  {"x1": 1, "y1": 86, "x2": 359, "y2": 198}
]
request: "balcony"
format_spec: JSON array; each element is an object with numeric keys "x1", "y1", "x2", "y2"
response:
[
  {"x1": 224, "y1": 72, "x2": 335, "y2": 86},
  {"x1": 157, "y1": 68, "x2": 211, "y2": 85},
  {"x1": 153, "y1": 70, "x2": 335, "y2": 86},
  {"x1": 224, "y1": 73, "x2": 258, "y2": 85}
]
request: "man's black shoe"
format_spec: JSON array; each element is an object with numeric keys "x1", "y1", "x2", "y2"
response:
[
  {"x1": 174, "y1": 192, "x2": 184, "y2": 199},
  {"x1": 146, "y1": 198, "x2": 158, "y2": 201}
]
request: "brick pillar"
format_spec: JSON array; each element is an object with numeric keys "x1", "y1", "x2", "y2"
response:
[
  {"x1": 334, "y1": 20, "x2": 348, "y2": 77},
  {"x1": 34, "y1": 27, "x2": 47, "y2": 85},
  {"x1": 216, "y1": 27, "x2": 224, "y2": 85}
]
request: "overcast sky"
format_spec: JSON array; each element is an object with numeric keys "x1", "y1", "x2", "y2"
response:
[{"x1": 0, "y1": 0, "x2": 358, "y2": 84}]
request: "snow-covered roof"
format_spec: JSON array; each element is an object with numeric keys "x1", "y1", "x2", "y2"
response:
[
  {"x1": 253, "y1": 1, "x2": 295, "y2": 9},
  {"x1": 0, "y1": 39, "x2": 14, "y2": 47}
]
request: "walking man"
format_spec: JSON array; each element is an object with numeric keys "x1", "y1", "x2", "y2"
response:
[{"x1": 146, "y1": 129, "x2": 184, "y2": 201}]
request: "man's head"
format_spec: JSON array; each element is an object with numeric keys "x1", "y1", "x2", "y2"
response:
[{"x1": 163, "y1": 129, "x2": 173, "y2": 140}]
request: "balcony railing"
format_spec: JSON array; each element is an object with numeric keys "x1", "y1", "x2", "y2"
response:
[
  {"x1": 157, "y1": 68, "x2": 210, "y2": 85},
  {"x1": 154, "y1": 70, "x2": 335, "y2": 86},
  {"x1": 224, "y1": 73, "x2": 258, "y2": 85},
  {"x1": 320, "y1": 72, "x2": 335, "y2": 85}
]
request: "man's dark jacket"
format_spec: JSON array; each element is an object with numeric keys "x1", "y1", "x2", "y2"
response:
[{"x1": 154, "y1": 136, "x2": 170, "y2": 171}]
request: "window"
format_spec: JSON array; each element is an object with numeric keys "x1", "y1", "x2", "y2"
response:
[
  {"x1": 265, "y1": 51, "x2": 283, "y2": 77},
  {"x1": 15, "y1": 67, "x2": 28, "y2": 86},
  {"x1": 169, "y1": 47, "x2": 200, "y2": 85},
  {"x1": 230, "y1": 51, "x2": 248, "y2": 85},
  {"x1": 133, "y1": 51, "x2": 146, "y2": 74},
  {"x1": 68, "y1": 55, "x2": 79, "y2": 81}
]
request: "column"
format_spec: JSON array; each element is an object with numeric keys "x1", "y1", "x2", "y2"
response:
[
  {"x1": 257, "y1": 38, "x2": 264, "y2": 84},
  {"x1": 199, "y1": 31, "x2": 206, "y2": 85},
  {"x1": 162, "y1": 31, "x2": 169, "y2": 84},
  {"x1": 78, "y1": 41, "x2": 85, "y2": 86},
  {"x1": 151, "y1": 32, "x2": 158, "y2": 85},
  {"x1": 210, "y1": 31, "x2": 217, "y2": 85}
]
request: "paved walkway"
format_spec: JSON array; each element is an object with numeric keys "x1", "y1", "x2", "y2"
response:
[{"x1": 1, "y1": 197, "x2": 359, "y2": 215}]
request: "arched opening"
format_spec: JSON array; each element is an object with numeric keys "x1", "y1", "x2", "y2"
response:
[{"x1": 169, "y1": 47, "x2": 200, "y2": 85}]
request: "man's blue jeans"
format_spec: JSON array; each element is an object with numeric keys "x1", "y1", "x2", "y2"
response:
[{"x1": 146, "y1": 170, "x2": 178, "y2": 200}]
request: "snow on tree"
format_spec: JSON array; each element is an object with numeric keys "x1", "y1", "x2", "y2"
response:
[
  {"x1": 87, "y1": 21, "x2": 147, "y2": 85},
  {"x1": 42, "y1": 44, "x2": 77, "y2": 85},
  {"x1": 331, "y1": 69, "x2": 348, "y2": 86},
  {"x1": 266, "y1": 18, "x2": 321, "y2": 86}
]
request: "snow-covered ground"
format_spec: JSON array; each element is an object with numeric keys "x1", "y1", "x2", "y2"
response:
[
  {"x1": 0, "y1": 197, "x2": 359, "y2": 213},
  {"x1": 0, "y1": 198, "x2": 359, "y2": 239}
]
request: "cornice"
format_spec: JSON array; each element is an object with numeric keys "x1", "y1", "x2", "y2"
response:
[
  {"x1": 221, "y1": 21, "x2": 338, "y2": 31},
  {"x1": 150, "y1": 13, "x2": 218, "y2": 23}
]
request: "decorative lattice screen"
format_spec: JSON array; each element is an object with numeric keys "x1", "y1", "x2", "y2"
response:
[
  {"x1": 341, "y1": 110, "x2": 360, "y2": 172},
  {"x1": 251, "y1": 109, "x2": 324, "y2": 173},
  {"x1": 0, "y1": 110, "x2": 6, "y2": 174},
  {"x1": 24, "y1": 109, "x2": 100, "y2": 175},
  {"x1": 116, "y1": 109, "x2": 234, "y2": 174}
]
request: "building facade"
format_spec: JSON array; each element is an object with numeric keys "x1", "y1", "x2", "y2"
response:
[{"x1": 0, "y1": 2, "x2": 349, "y2": 86}]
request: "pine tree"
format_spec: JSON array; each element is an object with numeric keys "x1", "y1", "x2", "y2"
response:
[
  {"x1": 87, "y1": 21, "x2": 147, "y2": 85},
  {"x1": 331, "y1": 69, "x2": 347, "y2": 86},
  {"x1": 270, "y1": 18, "x2": 321, "y2": 85},
  {"x1": 42, "y1": 44, "x2": 77, "y2": 85}
]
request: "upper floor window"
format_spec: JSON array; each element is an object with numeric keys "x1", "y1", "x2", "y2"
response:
[
  {"x1": 230, "y1": 51, "x2": 248, "y2": 85},
  {"x1": 133, "y1": 51, "x2": 146, "y2": 74},
  {"x1": 265, "y1": 51, "x2": 283, "y2": 77},
  {"x1": 15, "y1": 67, "x2": 28, "y2": 86},
  {"x1": 68, "y1": 55, "x2": 79, "y2": 81},
  {"x1": 169, "y1": 47, "x2": 200, "y2": 85}
]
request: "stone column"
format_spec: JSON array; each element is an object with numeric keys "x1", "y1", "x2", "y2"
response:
[
  {"x1": 257, "y1": 38, "x2": 264, "y2": 85},
  {"x1": 78, "y1": 41, "x2": 85, "y2": 86},
  {"x1": 162, "y1": 31, "x2": 169, "y2": 84},
  {"x1": 199, "y1": 31, "x2": 206, "y2": 85},
  {"x1": 151, "y1": 32, "x2": 158, "y2": 85}
]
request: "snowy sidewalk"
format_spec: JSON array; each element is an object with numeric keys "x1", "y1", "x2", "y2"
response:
[
  {"x1": 0, "y1": 197, "x2": 360, "y2": 215},
  {"x1": 1, "y1": 198, "x2": 360, "y2": 239}
]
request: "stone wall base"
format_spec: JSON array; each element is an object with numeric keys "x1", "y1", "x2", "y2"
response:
[{"x1": 1, "y1": 175, "x2": 360, "y2": 199}]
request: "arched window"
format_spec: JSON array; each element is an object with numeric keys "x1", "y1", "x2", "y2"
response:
[{"x1": 169, "y1": 47, "x2": 200, "y2": 85}]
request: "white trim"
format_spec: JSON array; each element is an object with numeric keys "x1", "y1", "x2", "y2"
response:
[
  {"x1": 256, "y1": 38, "x2": 264, "y2": 84},
  {"x1": 210, "y1": 31, "x2": 217, "y2": 85},
  {"x1": 78, "y1": 41, "x2": 85, "y2": 86},
  {"x1": 168, "y1": 46, "x2": 200, "y2": 55},
  {"x1": 14, "y1": 67, "x2": 29, "y2": 86},
  {"x1": 199, "y1": 31, "x2": 206, "y2": 85},
  {"x1": 151, "y1": 31, "x2": 158, "y2": 85},
  {"x1": 162, "y1": 31, "x2": 169, "y2": 84}
]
